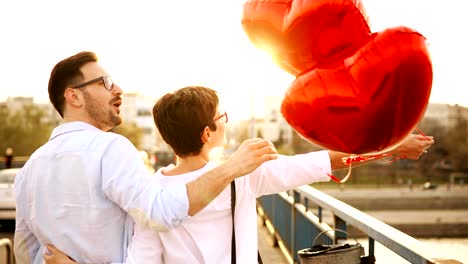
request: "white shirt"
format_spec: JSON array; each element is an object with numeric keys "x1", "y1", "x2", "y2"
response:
[
  {"x1": 14, "y1": 121, "x2": 189, "y2": 264},
  {"x1": 126, "y1": 151, "x2": 331, "y2": 264}
]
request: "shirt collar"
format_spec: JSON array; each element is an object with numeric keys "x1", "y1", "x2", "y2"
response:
[{"x1": 49, "y1": 121, "x2": 102, "y2": 141}]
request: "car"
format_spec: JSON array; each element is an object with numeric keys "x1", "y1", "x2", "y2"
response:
[
  {"x1": 422, "y1": 181, "x2": 438, "y2": 190},
  {"x1": 0, "y1": 168, "x2": 20, "y2": 220}
]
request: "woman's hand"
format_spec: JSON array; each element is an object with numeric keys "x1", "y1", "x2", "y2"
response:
[
  {"x1": 390, "y1": 134, "x2": 434, "y2": 159},
  {"x1": 43, "y1": 244, "x2": 78, "y2": 264}
]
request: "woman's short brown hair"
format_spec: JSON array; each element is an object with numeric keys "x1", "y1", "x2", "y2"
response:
[{"x1": 153, "y1": 86, "x2": 219, "y2": 157}]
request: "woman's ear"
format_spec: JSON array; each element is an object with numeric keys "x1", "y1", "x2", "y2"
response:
[{"x1": 201, "y1": 126, "x2": 211, "y2": 143}]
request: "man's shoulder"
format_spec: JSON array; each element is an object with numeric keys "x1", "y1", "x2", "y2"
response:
[{"x1": 82, "y1": 130, "x2": 130, "y2": 145}]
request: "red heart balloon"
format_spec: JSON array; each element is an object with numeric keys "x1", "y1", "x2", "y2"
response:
[
  {"x1": 281, "y1": 27, "x2": 433, "y2": 153},
  {"x1": 242, "y1": 0, "x2": 433, "y2": 154},
  {"x1": 242, "y1": 0, "x2": 371, "y2": 75}
]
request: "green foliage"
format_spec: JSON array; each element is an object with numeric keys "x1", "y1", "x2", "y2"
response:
[
  {"x1": 111, "y1": 122, "x2": 143, "y2": 149},
  {"x1": 444, "y1": 108, "x2": 468, "y2": 171},
  {"x1": 291, "y1": 130, "x2": 323, "y2": 154},
  {"x1": 0, "y1": 104, "x2": 54, "y2": 156},
  {"x1": 256, "y1": 128, "x2": 263, "y2": 138},
  {"x1": 237, "y1": 124, "x2": 250, "y2": 144},
  {"x1": 418, "y1": 107, "x2": 468, "y2": 173}
]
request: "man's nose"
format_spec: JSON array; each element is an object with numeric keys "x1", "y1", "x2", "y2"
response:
[{"x1": 113, "y1": 83, "x2": 123, "y2": 95}]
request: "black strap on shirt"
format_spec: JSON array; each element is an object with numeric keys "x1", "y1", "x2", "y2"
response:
[
  {"x1": 231, "y1": 180, "x2": 236, "y2": 263},
  {"x1": 230, "y1": 180, "x2": 263, "y2": 264}
]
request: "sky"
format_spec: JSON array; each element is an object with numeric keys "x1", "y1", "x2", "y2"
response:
[{"x1": 0, "y1": 0, "x2": 467, "y2": 120}]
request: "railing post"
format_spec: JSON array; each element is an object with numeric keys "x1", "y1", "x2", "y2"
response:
[
  {"x1": 0, "y1": 238, "x2": 14, "y2": 264},
  {"x1": 292, "y1": 190, "x2": 301, "y2": 263},
  {"x1": 368, "y1": 237, "x2": 375, "y2": 258},
  {"x1": 333, "y1": 215, "x2": 347, "y2": 244},
  {"x1": 271, "y1": 195, "x2": 279, "y2": 247},
  {"x1": 318, "y1": 206, "x2": 322, "y2": 223}
]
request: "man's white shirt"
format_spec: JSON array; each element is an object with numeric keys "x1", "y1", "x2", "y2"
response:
[{"x1": 14, "y1": 122, "x2": 189, "y2": 263}]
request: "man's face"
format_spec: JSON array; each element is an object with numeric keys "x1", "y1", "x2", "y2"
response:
[{"x1": 79, "y1": 62, "x2": 123, "y2": 131}]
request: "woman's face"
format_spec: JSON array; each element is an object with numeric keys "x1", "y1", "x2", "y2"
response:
[{"x1": 210, "y1": 109, "x2": 228, "y2": 148}]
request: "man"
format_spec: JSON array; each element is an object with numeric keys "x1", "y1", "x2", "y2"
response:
[
  {"x1": 4, "y1": 147, "x2": 13, "y2": 169},
  {"x1": 14, "y1": 52, "x2": 278, "y2": 263}
]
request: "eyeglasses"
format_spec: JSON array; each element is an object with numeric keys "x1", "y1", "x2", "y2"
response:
[
  {"x1": 72, "y1": 76, "x2": 114, "y2": 91},
  {"x1": 212, "y1": 112, "x2": 228, "y2": 124}
]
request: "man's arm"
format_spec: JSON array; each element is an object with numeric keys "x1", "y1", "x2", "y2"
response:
[
  {"x1": 102, "y1": 136, "x2": 277, "y2": 228},
  {"x1": 329, "y1": 134, "x2": 435, "y2": 170},
  {"x1": 186, "y1": 138, "x2": 278, "y2": 215}
]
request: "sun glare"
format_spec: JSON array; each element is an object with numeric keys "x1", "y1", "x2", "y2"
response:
[{"x1": 0, "y1": 0, "x2": 466, "y2": 109}]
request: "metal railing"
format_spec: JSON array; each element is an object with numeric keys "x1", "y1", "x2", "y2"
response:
[
  {"x1": 257, "y1": 186, "x2": 462, "y2": 264},
  {"x1": 0, "y1": 238, "x2": 14, "y2": 264}
]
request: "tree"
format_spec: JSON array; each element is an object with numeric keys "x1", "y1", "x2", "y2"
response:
[
  {"x1": 273, "y1": 128, "x2": 285, "y2": 147},
  {"x1": 0, "y1": 104, "x2": 54, "y2": 156},
  {"x1": 444, "y1": 106, "x2": 468, "y2": 171},
  {"x1": 235, "y1": 122, "x2": 250, "y2": 145},
  {"x1": 111, "y1": 122, "x2": 143, "y2": 149},
  {"x1": 256, "y1": 128, "x2": 263, "y2": 138},
  {"x1": 291, "y1": 130, "x2": 323, "y2": 154}
]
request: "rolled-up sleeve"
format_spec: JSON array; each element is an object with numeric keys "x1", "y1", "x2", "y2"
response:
[{"x1": 102, "y1": 136, "x2": 188, "y2": 231}]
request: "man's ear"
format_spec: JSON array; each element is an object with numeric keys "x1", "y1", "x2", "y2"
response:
[
  {"x1": 201, "y1": 126, "x2": 211, "y2": 143},
  {"x1": 64, "y1": 87, "x2": 83, "y2": 107}
]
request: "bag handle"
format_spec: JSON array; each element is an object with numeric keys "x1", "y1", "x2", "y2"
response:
[
  {"x1": 230, "y1": 181, "x2": 236, "y2": 263},
  {"x1": 312, "y1": 229, "x2": 359, "y2": 247},
  {"x1": 230, "y1": 181, "x2": 263, "y2": 264}
]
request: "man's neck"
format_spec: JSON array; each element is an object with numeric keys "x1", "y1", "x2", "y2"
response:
[{"x1": 63, "y1": 113, "x2": 110, "y2": 131}]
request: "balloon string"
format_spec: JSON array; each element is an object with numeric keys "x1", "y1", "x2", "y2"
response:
[
  {"x1": 327, "y1": 152, "x2": 408, "y2": 183},
  {"x1": 326, "y1": 153, "x2": 399, "y2": 183},
  {"x1": 415, "y1": 127, "x2": 431, "y2": 140},
  {"x1": 327, "y1": 161, "x2": 352, "y2": 183}
]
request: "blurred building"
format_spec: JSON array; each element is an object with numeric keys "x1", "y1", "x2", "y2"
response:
[
  {"x1": 1, "y1": 96, "x2": 61, "y2": 126},
  {"x1": 5, "y1": 96, "x2": 34, "y2": 112},
  {"x1": 121, "y1": 93, "x2": 159, "y2": 151},
  {"x1": 227, "y1": 96, "x2": 293, "y2": 148},
  {"x1": 423, "y1": 103, "x2": 468, "y2": 128},
  {"x1": 5, "y1": 94, "x2": 465, "y2": 154},
  {"x1": 262, "y1": 96, "x2": 293, "y2": 145}
]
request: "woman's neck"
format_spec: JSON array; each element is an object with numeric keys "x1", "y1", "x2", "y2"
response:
[{"x1": 162, "y1": 150, "x2": 210, "y2": 176}]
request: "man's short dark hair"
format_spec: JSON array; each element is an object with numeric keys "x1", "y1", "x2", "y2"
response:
[
  {"x1": 153, "y1": 86, "x2": 219, "y2": 158},
  {"x1": 48, "y1": 51, "x2": 98, "y2": 117}
]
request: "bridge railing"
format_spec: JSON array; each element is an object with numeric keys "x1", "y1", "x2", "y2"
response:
[{"x1": 257, "y1": 185, "x2": 461, "y2": 264}]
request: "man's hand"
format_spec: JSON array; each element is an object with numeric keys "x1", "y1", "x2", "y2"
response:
[
  {"x1": 389, "y1": 134, "x2": 434, "y2": 160},
  {"x1": 186, "y1": 138, "x2": 277, "y2": 216},
  {"x1": 43, "y1": 244, "x2": 78, "y2": 264},
  {"x1": 224, "y1": 138, "x2": 278, "y2": 177}
]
